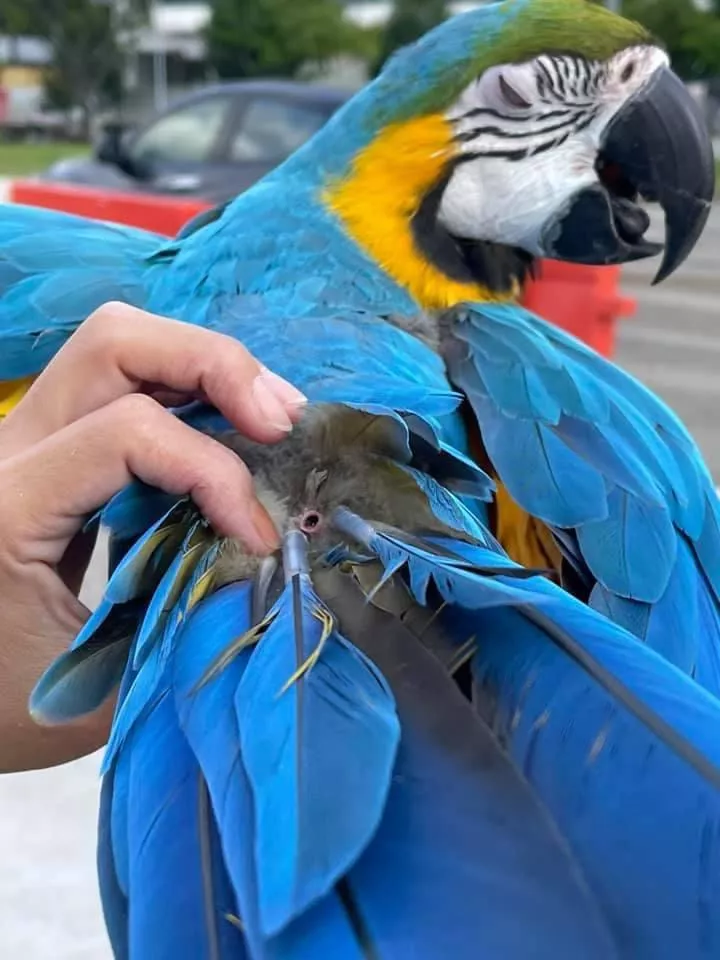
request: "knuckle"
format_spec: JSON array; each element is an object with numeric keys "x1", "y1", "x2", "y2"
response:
[
  {"x1": 79, "y1": 302, "x2": 141, "y2": 354},
  {"x1": 208, "y1": 332, "x2": 255, "y2": 373},
  {"x1": 230, "y1": 340, "x2": 260, "y2": 376},
  {"x1": 111, "y1": 392, "x2": 164, "y2": 432},
  {"x1": 86, "y1": 300, "x2": 135, "y2": 332}
]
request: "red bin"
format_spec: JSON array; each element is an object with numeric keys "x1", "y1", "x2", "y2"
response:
[{"x1": 522, "y1": 260, "x2": 636, "y2": 357}]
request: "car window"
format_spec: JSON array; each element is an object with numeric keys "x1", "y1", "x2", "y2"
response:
[
  {"x1": 230, "y1": 98, "x2": 330, "y2": 163},
  {"x1": 131, "y1": 96, "x2": 233, "y2": 165}
]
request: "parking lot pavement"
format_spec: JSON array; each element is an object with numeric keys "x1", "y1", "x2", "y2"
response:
[
  {"x1": 617, "y1": 206, "x2": 720, "y2": 477},
  {"x1": 0, "y1": 535, "x2": 111, "y2": 959}
]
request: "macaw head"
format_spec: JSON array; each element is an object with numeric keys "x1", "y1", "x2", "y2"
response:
[{"x1": 322, "y1": 0, "x2": 713, "y2": 305}]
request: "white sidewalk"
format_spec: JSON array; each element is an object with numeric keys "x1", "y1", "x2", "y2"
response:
[{"x1": 0, "y1": 541, "x2": 111, "y2": 959}]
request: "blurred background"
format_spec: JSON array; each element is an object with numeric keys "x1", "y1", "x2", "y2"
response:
[
  {"x1": 1, "y1": 0, "x2": 719, "y2": 160},
  {"x1": 0, "y1": 1, "x2": 718, "y2": 957}
]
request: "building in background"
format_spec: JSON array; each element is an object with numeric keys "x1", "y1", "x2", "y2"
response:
[
  {"x1": 0, "y1": 35, "x2": 52, "y2": 135},
  {"x1": 0, "y1": 1, "x2": 489, "y2": 135},
  {"x1": 131, "y1": 1, "x2": 489, "y2": 113}
]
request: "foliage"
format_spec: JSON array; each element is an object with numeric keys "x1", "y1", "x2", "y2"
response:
[
  {"x1": 206, "y1": 0, "x2": 366, "y2": 80},
  {"x1": 41, "y1": 1, "x2": 123, "y2": 115},
  {"x1": 0, "y1": 4, "x2": 35, "y2": 36},
  {"x1": 595, "y1": 0, "x2": 720, "y2": 81},
  {"x1": 373, "y1": 0, "x2": 449, "y2": 75},
  {"x1": 0, "y1": 0, "x2": 149, "y2": 132}
]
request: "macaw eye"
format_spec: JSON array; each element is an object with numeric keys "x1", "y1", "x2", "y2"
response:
[
  {"x1": 621, "y1": 61, "x2": 636, "y2": 83},
  {"x1": 499, "y1": 74, "x2": 531, "y2": 110},
  {"x1": 470, "y1": 62, "x2": 537, "y2": 115}
]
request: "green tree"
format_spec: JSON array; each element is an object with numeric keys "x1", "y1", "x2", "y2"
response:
[
  {"x1": 206, "y1": 0, "x2": 364, "y2": 80},
  {"x1": 42, "y1": 1, "x2": 123, "y2": 116},
  {"x1": 597, "y1": 0, "x2": 720, "y2": 81},
  {"x1": 0, "y1": 0, "x2": 36, "y2": 66},
  {"x1": 0, "y1": 0, "x2": 148, "y2": 134},
  {"x1": 373, "y1": 0, "x2": 448, "y2": 75},
  {"x1": 0, "y1": 5, "x2": 35, "y2": 37}
]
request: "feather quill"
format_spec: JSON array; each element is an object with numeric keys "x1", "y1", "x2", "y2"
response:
[{"x1": 237, "y1": 556, "x2": 400, "y2": 936}]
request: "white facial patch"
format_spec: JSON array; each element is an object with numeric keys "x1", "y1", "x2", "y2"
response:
[{"x1": 439, "y1": 45, "x2": 669, "y2": 254}]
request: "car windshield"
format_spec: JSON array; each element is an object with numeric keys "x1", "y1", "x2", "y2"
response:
[
  {"x1": 131, "y1": 96, "x2": 233, "y2": 165},
  {"x1": 230, "y1": 98, "x2": 332, "y2": 163}
]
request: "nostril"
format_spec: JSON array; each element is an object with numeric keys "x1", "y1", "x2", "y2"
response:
[{"x1": 299, "y1": 511, "x2": 322, "y2": 534}]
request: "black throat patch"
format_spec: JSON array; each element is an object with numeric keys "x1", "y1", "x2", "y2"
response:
[{"x1": 411, "y1": 167, "x2": 535, "y2": 296}]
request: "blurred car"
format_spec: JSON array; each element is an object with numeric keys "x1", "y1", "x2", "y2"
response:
[{"x1": 41, "y1": 80, "x2": 350, "y2": 204}]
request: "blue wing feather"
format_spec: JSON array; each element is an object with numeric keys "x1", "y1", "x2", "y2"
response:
[
  {"x1": 454, "y1": 387, "x2": 609, "y2": 526},
  {"x1": 450, "y1": 302, "x2": 720, "y2": 694},
  {"x1": 100, "y1": 483, "x2": 178, "y2": 543},
  {"x1": 173, "y1": 582, "x2": 267, "y2": 955},
  {"x1": 555, "y1": 415, "x2": 665, "y2": 504},
  {"x1": 0, "y1": 204, "x2": 161, "y2": 379},
  {"x1": 384, "y1": 526, "x2": 720, "y2": 958},
  {"x1": 29, "y1": 503, "x2": 191, "y2": 725},
  {"x1": 576, "y1": 487, "x2": 676, "y2": 602},
  {"x1": 28, "y1": 605, "x2": 131, "y2": 723}
]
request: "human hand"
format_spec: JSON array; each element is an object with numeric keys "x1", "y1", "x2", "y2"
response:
[{"x1": 0, "y1": 302, "x2": 305, "y2": 773}]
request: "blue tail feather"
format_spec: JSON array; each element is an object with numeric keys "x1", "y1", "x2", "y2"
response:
[
  {"x1": 313, "y1": 567, "x2": 616, "y2": 960},
  {"x1": 98, "y1": 766, "x2": 129, "y2": 960},
  {"x1": 237, "y1": 575, "x2": 400, "y2": 936},
  {"x1": 173, "y1": 581, "x2": 375, "y2": 960},
  {"x1": 467, "y1": 597, "x2": 720, "y2": 959},
  {"x1": 103, "y1": 541, "x2": 219, "y2": 772},
  {"x1": 125, "y1": 688, "x2": 249, "y2": 959}
]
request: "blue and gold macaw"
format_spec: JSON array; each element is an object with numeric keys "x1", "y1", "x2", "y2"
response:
[{"x1": 2, "y1": 1, "x2": 720, "y2": 957}]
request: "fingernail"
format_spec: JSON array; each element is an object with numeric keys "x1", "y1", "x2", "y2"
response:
[
  {"x1": 251, "y1": 501, "x2": 280, "y2": 552},
  {"x1": 252, "y1": 375, "x2": 294, "y2": 432},
  {"x1": 259, "y1": 367, "x2": 308, "y2": 411}
]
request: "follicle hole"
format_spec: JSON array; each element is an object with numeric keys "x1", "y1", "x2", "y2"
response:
[{"x1": 300, "y1": 511, "x2": 322, "y2": 534}]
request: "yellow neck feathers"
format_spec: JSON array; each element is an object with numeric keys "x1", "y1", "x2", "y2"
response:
[
  {"x1": 0, "y1": 376, "x2": 34, "y2": 418},
  {"x1": 324, "y1": 113, "x2": 513, "y2": 311}
]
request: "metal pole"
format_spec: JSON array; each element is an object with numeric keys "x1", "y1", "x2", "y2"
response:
[
  {"x1": 604, "y1": 0, "x2": 622, "y2": 12},
  {"x1": 152, "y1": 47, "x2": 168, "y2": 112}
]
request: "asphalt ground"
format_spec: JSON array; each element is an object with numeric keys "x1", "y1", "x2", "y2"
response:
[
  {"x1": 617, "y1": 208, "x2": 720, "y2": 476},
  {"x1": 1, "y1": 207, "x2": 719, "y2": 958}
]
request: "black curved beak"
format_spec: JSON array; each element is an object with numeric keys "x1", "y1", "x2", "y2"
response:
[{"x1": 541, "y1": 67, "x2": 714, "y2": 283}]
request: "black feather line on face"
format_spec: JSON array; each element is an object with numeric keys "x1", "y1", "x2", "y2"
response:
[
  {"x1": 411, "y1": 164, "x2": 535, "y2": 296},
  {"x1": 455, "y1": 105, "x2": 574, "y2": 124},
  {"x1": 455, "y1": 114, "x2": 577, "y2": 144}
]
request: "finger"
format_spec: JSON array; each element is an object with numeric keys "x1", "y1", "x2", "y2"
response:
[
  {"x1": 0, "y1": 302, "x2": 306, "y2": 457},
  {"x1": 1, "y1": 394, "x2": 280, "y2": 560},
  {"x1": 0, "y1": 690, "x2": 115, "y2": 774}
]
